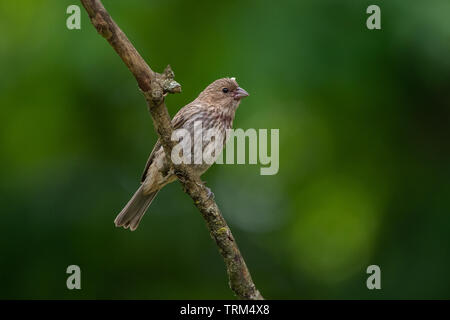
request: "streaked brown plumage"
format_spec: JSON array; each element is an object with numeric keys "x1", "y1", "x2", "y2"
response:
[{"x1": 114, "y1": 77, "x2": 249, "y2": 230}]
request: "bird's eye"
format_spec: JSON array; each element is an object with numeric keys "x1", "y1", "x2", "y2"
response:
[{"x1": 222, "y1": 88, "x2": 229, "y2": 93}]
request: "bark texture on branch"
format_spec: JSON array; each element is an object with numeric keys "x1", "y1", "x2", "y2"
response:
[{"x1": 80, "y1": 0, "x2": 263, "y2": 300}]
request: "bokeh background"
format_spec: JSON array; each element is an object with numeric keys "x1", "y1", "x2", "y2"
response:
[{"x1": 1, "y1": 0, "x2": 449, "y2": 299}]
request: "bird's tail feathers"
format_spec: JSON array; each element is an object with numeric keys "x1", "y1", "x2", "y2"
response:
[{"x1": 114, "y1": 185, "x2": 158, "y2": 231}]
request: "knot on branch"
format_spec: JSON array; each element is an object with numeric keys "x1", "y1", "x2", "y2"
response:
[
  {"x1": 164, "y1": 80, "x2": 182, "y2": 94},
  {"x1": 162, "y1": 65, "x2": 182, "y2": 94},
  {"x1": 141, "y1": 65, "x2": 181, "y2": 106}
]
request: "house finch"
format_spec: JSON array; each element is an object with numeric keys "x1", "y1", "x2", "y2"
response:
[{"x1": 114, "y1": 77, "x2": 249, "y2": 231}]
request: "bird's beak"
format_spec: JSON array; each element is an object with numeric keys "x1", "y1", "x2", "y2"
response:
[{"x1": 234, "y1": 87, "x2": 249, "y2": 100}]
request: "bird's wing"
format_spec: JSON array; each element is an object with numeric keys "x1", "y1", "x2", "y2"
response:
[
  {"x1": 140, "y1": 139, "x2": 162, "y2": 182},
  {"x1": 140, "y1": 103, "x2": 199, "y2": 182}
]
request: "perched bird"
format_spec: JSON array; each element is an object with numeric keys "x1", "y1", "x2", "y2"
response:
[{"x1": 114, "y1": 77, "x2": 249, "y2": 230}]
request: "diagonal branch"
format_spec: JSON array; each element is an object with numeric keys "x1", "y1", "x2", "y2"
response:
[{"x1": 80, "y1": 0, "x2": 263, "y2": 300}]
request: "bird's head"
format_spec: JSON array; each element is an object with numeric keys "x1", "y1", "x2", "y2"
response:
[{"x1": 197, "y1": 77, "x2": 249, "y2": 108}]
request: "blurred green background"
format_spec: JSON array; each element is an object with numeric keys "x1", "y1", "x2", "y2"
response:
[{"x1": 1, "y1": 0, "x2": 449, "y2": 299}]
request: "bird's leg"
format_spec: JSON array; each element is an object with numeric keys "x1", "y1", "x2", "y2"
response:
[
  {"x1": 204, "y1": 186, "x2": 215, "y2": 200},
  {"x1": 196, "y1": 181, "x2": 215, "y2": 200}
]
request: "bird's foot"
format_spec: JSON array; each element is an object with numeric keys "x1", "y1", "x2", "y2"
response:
[
  {"x1": 204, "y1": 186, "x2": 215, "y2": 200},
  {"x1": 196, "y1": 181, "x2": 215, "y2": 200}
]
